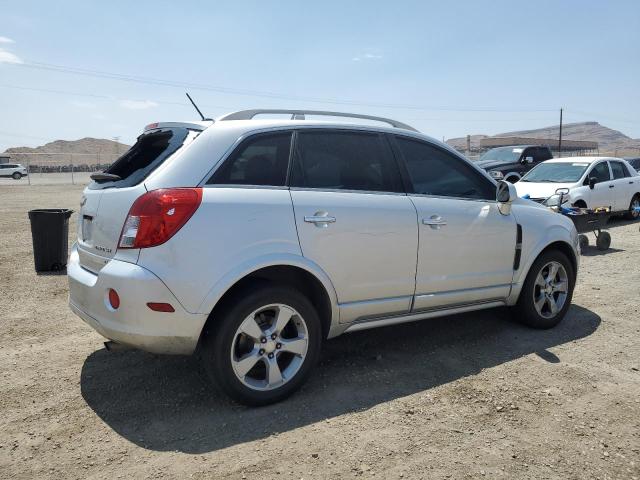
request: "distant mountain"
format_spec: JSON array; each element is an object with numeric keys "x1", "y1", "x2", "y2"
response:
[
  {"x1": 2, "y1": 138, "x2": 130, "y2": 166},
  {"x1": 447, "y1": 122, "x2": 640, "y2": 154}
]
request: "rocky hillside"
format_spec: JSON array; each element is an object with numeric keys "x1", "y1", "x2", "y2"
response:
[
  {"x1": 2, "y1": 138, "x2": 130, "y2": 166},
  {"x1": 447, "y1": 122, "x2": 640, "y2": 153}
]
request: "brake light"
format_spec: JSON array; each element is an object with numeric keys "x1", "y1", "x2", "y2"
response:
[{"x1": 118, "y1": 188, "x2": 203, "y2": 249}]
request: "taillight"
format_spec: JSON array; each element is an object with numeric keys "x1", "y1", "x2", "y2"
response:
[{"x1": 118, "y1": 188, "x2": 203, "y2": 249}]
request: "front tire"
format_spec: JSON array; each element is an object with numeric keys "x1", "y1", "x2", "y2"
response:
[
  {"x1": 201, "y1": 285, "x2": 322, "y2": 406},
  {"x1": 513, "y1": 250, "x2": 575, "y2": 329},
  {"x1": 12, "y1": 172, "x2": 22, "y2": 180}
]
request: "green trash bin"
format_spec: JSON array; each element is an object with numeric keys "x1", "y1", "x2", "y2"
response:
[{"x1": 28, "y1": 209, "x2": 73, "y2": 272}]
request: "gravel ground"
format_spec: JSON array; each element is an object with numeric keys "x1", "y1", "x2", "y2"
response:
[{"x1": 1, "y1": 184, "x2": 639, "y2": 480}]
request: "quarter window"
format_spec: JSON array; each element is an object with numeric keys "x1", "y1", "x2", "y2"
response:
[
  {"x1": 208, "y1": 132, "x2": 292, "y2": 186},
  {"x1": 395, "y1": 137, "x2": 495, "y2": 200},
  {"x1": 291, "y1": 130, "x2": 403, "y2": 192},
  {"x1": 610, "y1": 161, "x2": 629, "y2": 179}
]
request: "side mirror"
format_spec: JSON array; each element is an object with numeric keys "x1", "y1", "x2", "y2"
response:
[
  {"x1": 496, "y1": 180, "x2": 517, "y2": 215},
  {"x1": 588, "y1": 176, "x2": 597, "y2": 189},
  {"x1": 523, "y1": 156, "x2": 534, "y2": 164}
]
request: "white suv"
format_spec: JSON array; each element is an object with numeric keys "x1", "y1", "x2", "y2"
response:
[
  {"x1": 0, "y1": 163, "x2": 28, "y2": 179},
  {"x1": 68, "y1": 110, "x2": 580, "y2": 405}
]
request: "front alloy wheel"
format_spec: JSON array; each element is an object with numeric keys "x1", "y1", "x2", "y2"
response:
[
  {"x1": 513, "y1": 250, "x2": 574, "y2": 329},
  {"x1": 533, "y1": 261, "x2": 569, "y2": 319}
]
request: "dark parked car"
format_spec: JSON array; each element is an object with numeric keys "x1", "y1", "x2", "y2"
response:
[
  {"x1": 475, "y1": 145, "x2": 553, "y2": 183},
  {"x1": 625, "y1": 157, "x2": 640, "y2": 173}
]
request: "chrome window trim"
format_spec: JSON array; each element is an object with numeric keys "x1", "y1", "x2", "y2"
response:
[
  {"x1": 289, "y1": 186, "x2": 407, "y2": 196},
  {"x1": 408, "y1": 192, "x2": 498, "y2": 204}
]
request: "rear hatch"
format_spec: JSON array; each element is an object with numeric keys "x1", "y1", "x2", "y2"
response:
[{"x1": 76, "y1": 124, "x2": 203, "y2": 272}]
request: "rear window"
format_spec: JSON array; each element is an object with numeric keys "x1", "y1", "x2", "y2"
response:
[{"x1": 89, "y1": 127, "x2": 190, "y2": 190}]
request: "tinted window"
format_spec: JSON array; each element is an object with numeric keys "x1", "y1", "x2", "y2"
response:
[
  {"x1": 629, "y1": 159, "x2": 640, "y2": 170},
  {"x1": 537, "y1": 147, "x2": 552, "y2": 161},
  {"x1": 610, "y1": 161, "x2": 629, "y2": 179},
  {"x1": 396, "y1": 137, "x2": 494, "y2": 200},
  {"x1": 588, "y1": 162, "x2": 611, "y2": 183},
  {"x1": 91, "y1": 127, "x2": 191, "y2": 190},
  {"x1": 291, "y1": 131, "x2": 403, "y2": 192},
  {"x1": 209, "y1": 132, "x2": 292, "y2": 186}
]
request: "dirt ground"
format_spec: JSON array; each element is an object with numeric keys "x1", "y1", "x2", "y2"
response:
[{"x1": 1, "y1": 184, "x2": 639, "y2": 480}]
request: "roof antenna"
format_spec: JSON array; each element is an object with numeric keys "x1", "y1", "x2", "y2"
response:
[{"x1": 185, "y1": 92, "x2": 212, "y2": 121}]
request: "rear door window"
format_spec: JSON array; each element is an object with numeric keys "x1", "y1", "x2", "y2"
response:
[
  {"x1": 610, "y1": 161, "x2": 629, "y2": 179},
  {"x1": 208, "y1": 131, "x2": 292, "y2": 186},
  {"x1": 89, "y1": 127, "x2": 191, "y2": 190},
  {"x1": 290, "y1": 130, "x2": 403, "y2": 193}
]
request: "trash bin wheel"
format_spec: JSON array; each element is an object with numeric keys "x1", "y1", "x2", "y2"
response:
[
  {"x1": 578, "y1": 234, "x2": 589, "y2": 250},
  {"x1": 596, "y1": 231, "x2": 611, "y2": 251}
]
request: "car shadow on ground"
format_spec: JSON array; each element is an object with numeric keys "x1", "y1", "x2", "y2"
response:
[{"x1": 80, "y1": 304, "x2": 600, "y2": 454}]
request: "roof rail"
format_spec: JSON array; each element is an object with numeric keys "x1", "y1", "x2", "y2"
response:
[{"x1": 217, "y1": 109, "x2": 418, "y2": 132}]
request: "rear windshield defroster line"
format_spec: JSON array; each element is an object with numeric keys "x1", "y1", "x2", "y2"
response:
[{"x1": 89, "y1": 127, "x2": 189, "y2": 190}]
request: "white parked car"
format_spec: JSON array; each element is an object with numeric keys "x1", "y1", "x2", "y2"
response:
[
  {"x1": 0, "y1": 163, "x2": 28, "y2": 179},
  {"x1": 515, "y1": 157, "x2": 640, "y2": 219},
  {"x1": 68, "y1": 110, "x2": 580, "y2": 405}
]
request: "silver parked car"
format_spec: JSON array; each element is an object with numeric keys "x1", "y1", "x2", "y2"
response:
[
  {"x1": 0, "y1": 163, "x2": 28, "y2": 179},
  {"x1": 68, "y1": 110, "x2": 580, "y2": 405}
]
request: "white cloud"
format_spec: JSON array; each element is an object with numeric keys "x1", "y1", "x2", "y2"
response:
[
  {"x1": 0, "y1": 37, "x2": 22, "y2": 64},
  {"x1": 119, "y1": 99, "x2": 158, "y2": 110},
  {"x1": 0, "y1": 49, "x2": 22, "y2": 64},
  {"x1": 352, "y1": 52, "x2": 383, "y2": 62},
  {"x1": 92, "y1": 113, "x2": 106, "y2": 120}
]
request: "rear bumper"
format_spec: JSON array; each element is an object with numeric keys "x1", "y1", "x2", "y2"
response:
[{"x1": 67, "y1": 243, "x2": 207, "y2": 355}]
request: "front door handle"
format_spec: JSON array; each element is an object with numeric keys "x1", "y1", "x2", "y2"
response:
[
  {"x1": 304, "y1": 211, "x2": 336, "y2": 228},
  {"x1": 422, "y1": 215, "x2": 447, "y2": 229},
  {"x1": 609, "y1": 185, "x2": 615, "y2": 188}
]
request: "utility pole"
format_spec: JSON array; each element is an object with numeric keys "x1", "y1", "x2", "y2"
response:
[{"x1": 558, "y1": 108, "x2": 563, "y2": 155}]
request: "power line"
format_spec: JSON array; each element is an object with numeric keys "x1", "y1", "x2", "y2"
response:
[{"x1": 10, "y1": 60, "x2": 558, "y2": 113}]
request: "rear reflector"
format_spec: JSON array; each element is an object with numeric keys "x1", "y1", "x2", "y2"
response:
[
  {"x1": 108, "y1": 289, "x2": 120, "y2": 309},
  {"x1": 118, "y1": 188, "x2": 203, "y2": 249},
  {"x1": 146, "y1": 302, "x2": 175, "y2": 312}
]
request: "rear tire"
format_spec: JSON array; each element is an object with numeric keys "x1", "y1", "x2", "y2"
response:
[
  {"x1": 625, "y1": 194, "x2": 640, "y2": 220},
  {"x1": 12, "y1": 172, "x2": 21, "y2": 180},
  {"x1": 200, "y1": 285, "x2": 322, "y2": 406},
  {"x1": 512, "y1": 250, "x2": 575, "y2": 329}
]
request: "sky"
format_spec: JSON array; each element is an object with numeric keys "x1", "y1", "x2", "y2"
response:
[{"x1": 0, "y1": 0, "x2": 639, "y2": 151}]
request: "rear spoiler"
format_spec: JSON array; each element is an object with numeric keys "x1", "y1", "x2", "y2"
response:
[{"x1": 144, "y1": 120, "x2": 213, "y2": 132}]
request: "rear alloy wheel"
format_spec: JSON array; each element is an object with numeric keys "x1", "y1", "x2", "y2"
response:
[
  {"x1": 12, "y1": 172, "x2": 21, "y2": 180},
  {"x1": 513, "y1": 250, "x2": 574, "y2": 329},
  {"x1": 201, "y1": 286, "x2": 321, "y2": 405},
  {"x1": 626, "y1": 194, "x2": 640, "y2": 220}
]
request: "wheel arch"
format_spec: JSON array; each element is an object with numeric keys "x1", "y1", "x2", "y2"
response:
[
  {"x1": 196, "y1": 257, "x2": 338, "y2": 345},
  {"x1": 504, "y1": 172, "x2": 521, "y2": 183}
]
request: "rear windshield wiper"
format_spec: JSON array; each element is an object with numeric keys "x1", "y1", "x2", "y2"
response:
[{"x1": 90, "y1": 172, "x2": 122, "y2": 182}]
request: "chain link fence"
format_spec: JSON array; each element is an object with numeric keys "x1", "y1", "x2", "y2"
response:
[{"x1": 0, "y1": 152, "x2": 120, "y2": 186}]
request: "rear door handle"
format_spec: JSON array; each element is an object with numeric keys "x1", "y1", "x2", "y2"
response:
[
  {"x1": 609, "y1": 185, "x2": 615, "y2": 188},
  {"x1": 304, "y1": 212, "x2": 336, "y2": 228},
  {"x1": 422, "y1": 215, "x2": 447, "y2": 229}
]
